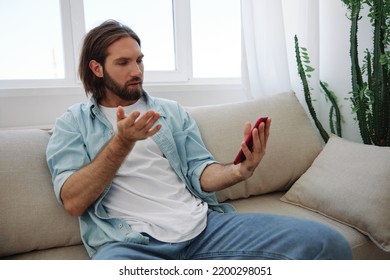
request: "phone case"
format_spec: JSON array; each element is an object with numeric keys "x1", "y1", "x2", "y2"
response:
[{"x1": 233, "y1": 117, "x2": 268, "y2": 165}]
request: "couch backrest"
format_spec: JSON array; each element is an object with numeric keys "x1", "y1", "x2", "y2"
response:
[
  {"x1": 0, "y1": 129, "x2": 81, "y2": 258},
  {"x1": 186, "y1": 91, "x2": 323, "y2": 202}
]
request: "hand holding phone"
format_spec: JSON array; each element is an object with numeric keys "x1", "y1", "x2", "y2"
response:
[{"x1": 233, "y1": 117, "x2": 268, "y2": 165}]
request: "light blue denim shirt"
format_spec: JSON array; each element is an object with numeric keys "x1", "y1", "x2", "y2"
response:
[{"x1": 46, "y1": 92, "x2": 234, "y2": 257}]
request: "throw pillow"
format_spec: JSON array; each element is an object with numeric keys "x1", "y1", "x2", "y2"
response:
[{"x1": 281, "y1": 135, "x2": 390, "y2": 252}]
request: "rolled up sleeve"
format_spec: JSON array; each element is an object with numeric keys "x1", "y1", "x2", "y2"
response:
[{"x1": 46, "y1": 112, "x2": 91, "y2": 204}]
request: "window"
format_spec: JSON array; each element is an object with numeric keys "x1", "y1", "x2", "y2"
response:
[
  {"x1": 0, "y1": 0, "x2": 64, "y2": 80},
  {"x1": 191, "y1": 0, "x2": 241, "y2": 78},
  {"x1": 0, "y1": 0, "x2": 241, "y2": 89},
  {"x1": 83, "y1": 0, "x2": 176, "y2": 72}
]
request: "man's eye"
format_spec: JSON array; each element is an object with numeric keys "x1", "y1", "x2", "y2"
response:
[{"x1": 118, "y1": 61, "x2": 128, "y2": 66}]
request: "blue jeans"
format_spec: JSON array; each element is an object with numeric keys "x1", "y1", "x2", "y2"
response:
[{"x1": 93, "y1": 211, "x2": 352, "y2": 260}]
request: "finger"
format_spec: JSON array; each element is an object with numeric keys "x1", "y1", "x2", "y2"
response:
[
  {"x1": 125, "y1": 110, "x2": 141, "y2": 126},
  {"x1": 144, "y1": 111, "x2": 160, "y2": 127},
  {"x1": 134, "y1": 110, "x2": 160, "y2": 131},
  {"x1": 266, "y1": 118, "x2": 271, "y2": 137},
  {"x1": 251, "y1": 127, "x2": 262, "y2": 152},
  {"x1": 146, "y1": 123, "x2": 162, "y2": 137},
  {"x1": 243, "y1": 122, "x2": 251, "y2": 138},
  {"x1": 258, "y1": 123, "x2": 265, "y2": 146},
  {"x1": 240, "y1": 140, "x2": 253, "y2": 162},
  {"x1": 116, "y1": 106, "x2": 126, "y2": 122},
  {"x1": 263, "y1": 118, "x2": 271, "y2": 145}
]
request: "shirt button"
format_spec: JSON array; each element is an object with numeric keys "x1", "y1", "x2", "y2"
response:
[{"x1": 118, "y1": 223, "x2": 123, "y2": 229}]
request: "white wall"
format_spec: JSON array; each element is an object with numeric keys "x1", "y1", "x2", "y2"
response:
[{"x1": 0, "y1": 84, "x2": 245, "y2": 129}]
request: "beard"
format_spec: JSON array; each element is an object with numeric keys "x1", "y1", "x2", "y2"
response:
[{"x1": 103, "y1": 68, "x2": 143, "y2": 102}]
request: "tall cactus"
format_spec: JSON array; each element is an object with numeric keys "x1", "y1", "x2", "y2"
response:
[
  {"x1": 295, "y1": 35, "x2": 343, "y2": 143},
  {"x1": 370, "y1": 0, "x2": 390, "y2": 146},
  {"x1": 346, "y1": 0, "x2": 372, "y2": 144},
  {"x1": 343, "y1": 0, "x2": 390, "y2": 146}
]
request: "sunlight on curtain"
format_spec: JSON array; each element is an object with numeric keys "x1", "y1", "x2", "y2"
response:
[{"x1": 241, "y1": 0, "x2": 319, "y2": 100}]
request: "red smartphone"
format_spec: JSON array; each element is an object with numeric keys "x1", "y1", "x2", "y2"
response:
[{"x1": 233, "y1": 117, "x2": 268, "y2": 165}]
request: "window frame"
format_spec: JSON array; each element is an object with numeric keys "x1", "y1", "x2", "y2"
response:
[{"x1": 0, "y1": 0, "x2": 241, "y2": 90}]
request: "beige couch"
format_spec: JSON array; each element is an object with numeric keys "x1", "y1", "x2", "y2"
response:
[{"x1": 1, "y1": 91, "x2": 389, "y2": 260}]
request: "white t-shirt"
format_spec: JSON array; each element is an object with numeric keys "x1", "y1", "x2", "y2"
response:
[{"x1": 99, "y1": 99, "x2": 208, "y2": 242}]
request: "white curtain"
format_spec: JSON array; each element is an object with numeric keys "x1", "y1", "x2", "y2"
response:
[
  {"x1": 240, "y1": 0, "x2": 367, "y2": 143},
  {"x1": 241, "y1": 0, "x2": 320, "y2": 100}
]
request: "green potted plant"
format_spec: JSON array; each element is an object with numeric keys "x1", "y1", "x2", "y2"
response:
[
  {"x1": 295, "y1": 0, "x2": 390, "y2": 146},
  {"x1": 345, "y1": 0, "x2": 390, "y2": 146},
  {"x1": 295, "y1": 36, "x2": 342, "y2": 143}
]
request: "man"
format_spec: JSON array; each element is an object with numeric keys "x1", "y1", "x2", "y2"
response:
[{"x1": 46, "y1": 20, "x2": 352, "y2": 260}]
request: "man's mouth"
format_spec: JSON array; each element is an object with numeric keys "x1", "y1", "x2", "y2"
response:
[
  {"x1": 126, "y1": 81, "x2": 141, "y2": 89},
  {"x1": 127, "y1": 82, "x2": 141, "y2": 89}
]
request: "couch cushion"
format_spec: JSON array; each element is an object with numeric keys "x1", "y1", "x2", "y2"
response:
[
  {"x1": 231, "y1": 192, "x2": 390, "y2": 260},
  {"x1": 4, "y1": 245, "x2": 89, "y2": 260},
  {"x1": 281, "y1": 135, "x2": 390, "y2": 252},
  {"x1": 186, "y1": 91, "x2": 322, "y2": 201},
  {"x1": 0, "y1": 129, "x2": 82, "y2": 257}
]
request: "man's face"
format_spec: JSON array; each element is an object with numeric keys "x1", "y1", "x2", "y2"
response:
[{"x1": 100, "y1": 36, "x2": 145, "y2": 106}]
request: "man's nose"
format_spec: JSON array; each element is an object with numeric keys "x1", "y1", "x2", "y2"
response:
[{"x1": 130, "y1": 62, "x2": 143, "y2": 77}]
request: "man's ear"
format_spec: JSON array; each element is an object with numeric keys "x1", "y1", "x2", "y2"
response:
[{"x1": 89, "y1": 60, "x2": 104, "y2": 78}]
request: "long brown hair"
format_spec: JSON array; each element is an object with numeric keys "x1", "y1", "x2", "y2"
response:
[{"x1": 78, "y1": 20, "x2": 141, "y2": 102}]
